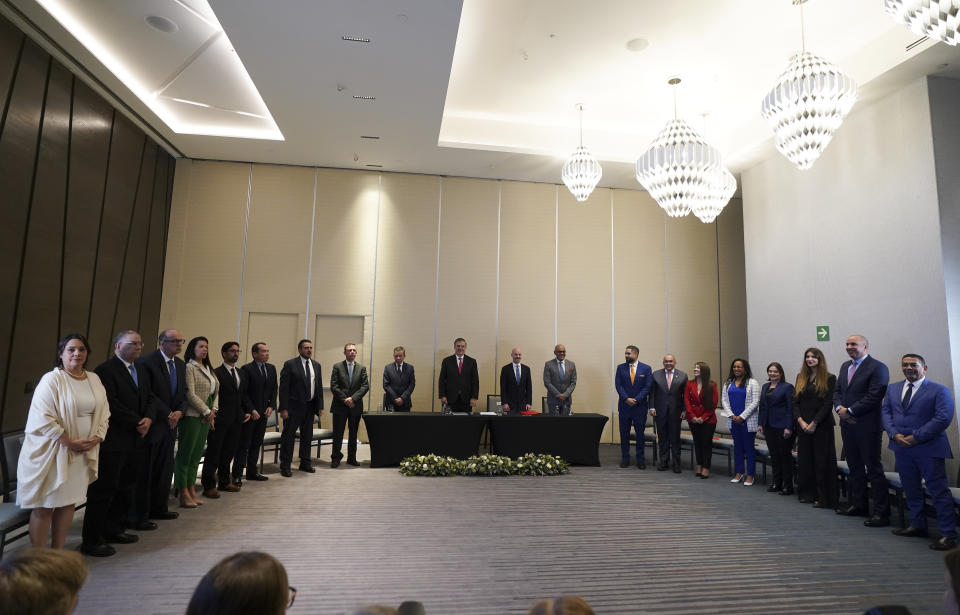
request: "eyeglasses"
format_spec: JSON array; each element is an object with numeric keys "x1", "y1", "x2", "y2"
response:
[{"x1": 288, "y1": 587, "x2": 297, "y2": 608}]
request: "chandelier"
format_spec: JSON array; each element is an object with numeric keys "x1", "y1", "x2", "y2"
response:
[
  {"x1": 636, "y1": 78, "x2": 735, "y2": 220},
  {"x1": 885, "y1": 0, "x2": 960, "y2": 46},
  {"x1": 760, "y1": 1, "x2": 858, "y2": 170},
  {"x1": 561, "y1": 104, "x2": 602, "y2": 202}
]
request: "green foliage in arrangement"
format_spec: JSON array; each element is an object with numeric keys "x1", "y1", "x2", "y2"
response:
[{"x1": 398, "y1": 453, "x2": 569, "y2": 477}]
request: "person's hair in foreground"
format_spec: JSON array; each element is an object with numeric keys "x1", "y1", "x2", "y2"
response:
[
  {"x1": 0, "y1": 547, "x2": 88, "y2": 615},
  {"x1": 528, "y1": 595, "x2": 596, "y2": 615},
  {"x1": 186, "y1": 551, "x2": 290, "y2": 615}
]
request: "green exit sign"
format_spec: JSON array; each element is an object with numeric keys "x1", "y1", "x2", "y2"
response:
[{"x1": 816, "y1": 326, "x2": 830, "y2": 341}]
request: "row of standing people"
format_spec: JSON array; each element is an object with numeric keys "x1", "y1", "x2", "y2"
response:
[{"x1": 614, "y1": 334, "x2": 957, "y2": 552}]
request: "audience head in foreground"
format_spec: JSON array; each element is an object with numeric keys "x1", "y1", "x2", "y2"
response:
[
  {"x1": 0, "y1": 547, "x2": 88, "y2": 615},
  {"x1": 528, "y1": 595, "x2": 596, "y2": 615},
  {"x1": 946, "y1": 548, "x2": 960, "y2": 615},
  {"x1": 186, "y1": 551, "x2": 291, "y2": 615}
]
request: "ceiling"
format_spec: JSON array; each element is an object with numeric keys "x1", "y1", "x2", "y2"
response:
[{"x1": 5, "y1": 0, "x2": 960, "y2": 191}]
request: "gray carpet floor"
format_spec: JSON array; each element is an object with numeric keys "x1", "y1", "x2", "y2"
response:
[{"x1": 5, "y1": 444, "x2": 948, "y2": 614}]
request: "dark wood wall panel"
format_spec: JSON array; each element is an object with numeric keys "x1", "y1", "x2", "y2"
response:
[{"x1": 0, "y1": 13, "x2": 176, "y2": 432}]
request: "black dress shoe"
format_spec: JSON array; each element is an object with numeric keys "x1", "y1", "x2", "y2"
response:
[
  {"x1": 863, "y1": 515, "x2": 891, "y2": 528},
  {"x1": 767, "y1": 485, "x2": 779, "y2": 492},
  {"x1": 892, "y1": 526, "x2": 929, "y2": 538},
  {"x1": 346, "y1": 459, "x2": 360, "y2": 467},
  {"x1": 133, "y1": 521, "x2": 158, "y2": 531},
  {"x1": 298, "y1": 465, "x2": 316, "y2": 473},
  {"x1": 798, "y1": 497, "x2": 813, "y2": 504},
  {"x1": 778, "y1": 489, "x2": 795, "y2": 496},
  {"x1": 812, "y1": 501, "x2": 827, "y2": 509},
  {"x1": 80, "y1": 542, "x2": 116, "y2": 557},
  {"x1": 619, "y1": 460, "x2": 630, "y2": 468},
  {"x1": 280, "y1": 467, "x2": 293, "y2": 477},
  {"x1": 836, "y1": 505, "x2": 869, "y2": 517},
  {"x1": 672, "y1": 465, "x2": 682, "y2": 473},
  {"x1": 149, "y1": 511, "x2": 179, "y2": 520},
  {"x1": 246, "y1": 473, "x2": 269, "y2": 481},
  {"x1": 104, "y1": 532, "x2": 139, "y2": 544},
  {"x1": 637, "y1": 461, "x2": 646, "y2": 469},
  {"x1": 700, "y1": 473, "x2": 710, "y2": 479},
  {"x1": 930, "y1": 536, "x2": 959, "y2": 551},
  {"x1": 657, "y1": 463, "x2": 668, "y2": 471},
  {"x1": 330, "y1": 459, "x2": 341, "y2": 468}
]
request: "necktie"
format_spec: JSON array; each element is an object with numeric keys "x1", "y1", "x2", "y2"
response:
[
  {"x1": 847, "y1": 361, "x2": 858, "y2": 384},
  {"x1": 168, "y1": 359, "x2": 177, "y2": 394},
  {"x1": 457, "y1": 357, "x2": 462, "y2": 374},
  {"x1": 902, "y1": 382, "x2": 914, "y2": 408},
  {"x1": 667, "y1": 371, "x2": 673, "y2": 390},
  {"x1": 129, "y1": 364, "x2": 138, "y2": 388},
  {"x1": 559, "y1": 361, "x2": 564, "y2": 377},
  {"x1": 231, "y1": 367, "x2": 239, "y2": 388},
  {"x1": 348, "y1": 363, "x2": 354, "y2": 383},
  {"x1": 260, "y1": 363, "x2": 266, "y2": 380},
  {"x1": 630, "y1": 363, "x2": 635, "y2": 385},
  {"x1": 397, "y1": 363, "x2": 402, "y2": 375},
  {"x1": 304, "y1": 360, "x2": 314, "y2": 400},
  {"x1": 515, "y1": 363, "x2": 521, "y2": 384}
]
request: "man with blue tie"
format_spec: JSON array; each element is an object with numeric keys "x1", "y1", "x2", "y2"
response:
[
  {"x1": 882, "y1": 353, "x2": 957, "y2": 551},
  {"x1": 499, "y1": 348, "x2": 532, "y2": 415},
  {"x1": 615, "y1": 345, "x2": 653, "y2": 468},
  {"x1": 834, "y1": 334, "x2": 891, "y2": 527}
]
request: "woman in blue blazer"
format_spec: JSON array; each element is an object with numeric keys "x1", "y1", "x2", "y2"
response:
[{"x1": 758, "y1": 362, "x2": 796, "y2": 495}]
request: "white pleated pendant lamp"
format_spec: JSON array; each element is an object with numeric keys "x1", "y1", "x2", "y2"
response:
[{"x1": 561, "y1": 104, "x2": 602, "y2": 202}]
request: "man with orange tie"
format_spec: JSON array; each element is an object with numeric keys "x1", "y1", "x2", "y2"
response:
[
  {"x1": 438, "y1": 338, "x2": 479, "y2": 413},
  {"x1": 615, "y1": 345, "x2": 653, "y2": 468}
]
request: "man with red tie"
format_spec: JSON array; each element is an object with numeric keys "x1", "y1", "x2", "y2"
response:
[{"x1": 438, "y1": 338, "x2": 479, "y2": 413}]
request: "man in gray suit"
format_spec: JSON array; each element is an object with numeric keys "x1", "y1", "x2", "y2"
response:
[
  {"x1": 543, "y1": 344, "x2": 577, "y2": 415},
  {"x1": 330, "y1": 343, "x2": 370, "y2": 467},
  {"x1": 382, "y1": 346, "x2": 415, "y2": 411},
  {"x1": 649, "y1": 354, "x2": 688, "y2": 472}
]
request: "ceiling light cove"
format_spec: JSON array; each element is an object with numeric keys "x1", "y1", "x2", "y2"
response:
[{"x1": 35, "y1": 0, "x2": 283, "y2": 141}]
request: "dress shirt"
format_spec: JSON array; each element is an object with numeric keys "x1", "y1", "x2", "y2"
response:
[{"x1": 902, "y1": 377, "x2": 925, "y2": 402}]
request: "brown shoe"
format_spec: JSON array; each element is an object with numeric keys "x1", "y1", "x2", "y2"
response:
[
  {"x1": 220, "y1": 484, "x2": 240, "y2": 493},
  {"x1": 203, "y1": 488, "x2": 220, "y2": 499}
]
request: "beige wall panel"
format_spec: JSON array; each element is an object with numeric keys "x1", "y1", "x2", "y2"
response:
[
  {"x1": 716, "y1": 198, "x2": 748, "y2": 368},
  {"x1": 159, "y1": 158, "x2": 192, "y2": 333},
  {"x1": 664, "y1": 214, "x2": 720, "y2": 377},
  {"x1": 247, "y1": 313, "x2": 299, "y2": 368},
  {"x1": 497, "y1": 181, "x2": 556, "y2": 407},
  {"x1": 243, "y1": 164, "x2": 316, "y2": 315},
  {"x1": 371, "y1": 174, "x2": 441, "y2": 412},
  {"x1": 436, "y1": 177, "x2": 500, "y2": 407},
  {"x1": 310, "y1": 168, "x2": 380, "y2": 317},
  {"x1": 557, "y1": 187, "x2": 614, "y2": 441},
  {"x1": 167, "y1": 160, "x2": 250, "y2": 349}
]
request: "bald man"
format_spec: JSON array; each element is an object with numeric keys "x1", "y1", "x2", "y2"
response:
[
  {"x1": 544, "y1": 344, "x2": 576, "y2": 415},
  {"x1": 499, "y1": 348, "x2": 532, "y2": 415}
]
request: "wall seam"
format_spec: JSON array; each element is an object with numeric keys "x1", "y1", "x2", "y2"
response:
[
  {"x1": 369, "y1": 174, "x2": 383, "y2": 368},
  {"x1": 494, "y1": 181, "x2": 502, "y2": 393},
  {"x1": 236, "y1": 163, "x2": 253, "y2": 341},
  {"x1": 58, "y1": 72, "x2": 74, "y2": 337},
  {"x1": 431, "y1": 178, "x2": 443, "y2": 412},
  {"x1": 109, "y1": 133, "x2": 148, "y2": 337},
  {"x1": 304, "y1": 167, "x2": 318, "y2": 338},
  {"x1": 610, "y1": 189, "x2": 616, "y2": 440}
]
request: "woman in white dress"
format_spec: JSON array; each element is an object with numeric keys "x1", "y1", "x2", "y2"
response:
[{"x1": 17, "y1": 334, "x2": 109, "y2": 548}]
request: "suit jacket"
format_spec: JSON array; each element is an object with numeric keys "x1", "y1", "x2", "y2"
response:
[
  {"x1": 615, "y1": 361, "x2": 653, "y2": 415},
  {"x1": 136, "y1": 349, "x2": 187, "y2": 443},
  {"x1": 383, "y1": 362, "x2": 415, "y2": 410},
  {"x1": 330, "y1": 361, "x2": 370, "y2": 416},
  {"x1": 438, "y1": 355, "x2": 480, "y2": 407},
  {"x1": 499, "y1": 362, "x2": 532, "y2": 413},
  {"x1": 214, "y1": 364, "x2": 253, "y2": 426},
  {"x1": 543, "y1": 359, "x2": 576, "y2": 412},
  {"x1": 94, "y1": 355, "x2": 155, "y2": 452},
  {"x1": 279, "y1": 356, "x2": 324, "y2": 416},
  {"x1": 241, "y1": 361, "x2": 277, "y2": 414},
  {"x1": 683, "y1": 380, "x2": 718, "y2": 424},
  {"x1": 648, "y1": 369, "x2": 688, "y2": 416},
  {"x1": 833, "y1": 355, "x2": 889, "y2": 429},
  {"x1": 882, "y1": 379, "x2": 954, "y2": 459},
  {"x1": 758, "y1": 382, "x2": 795, "y2": 429}
]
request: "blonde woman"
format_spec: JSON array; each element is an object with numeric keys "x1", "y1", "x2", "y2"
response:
[{"x1": 174, "y1": 336, "x2": 218, "y2": 508}]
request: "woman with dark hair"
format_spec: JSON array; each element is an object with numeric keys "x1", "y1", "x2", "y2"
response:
[
  {"x1": 794, "y1": 347, "x2": 838, "y2": 508},
  {"x1": 17, "y1": 334, "x2": 109, "y2": 548},
  {"x1": 174, "y1": 336, "x2": 218, "y2": 508},
  {"x1": 186, "y1": 551, "x2": 291, "y2": 615},
  {"x1": 758, "y1": 362, "x2": 796, "y2": 495},
  {"x1": 720, "y1": 358, "x2": 760, "y2": 486},
  {"x1": 528, "y1": 596, "x2": 595, "y2": 615},
  {"x1": 684, "y1": 362, "x2": 719, "y2": 479}
]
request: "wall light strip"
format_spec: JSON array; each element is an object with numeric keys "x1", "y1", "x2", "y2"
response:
[
  {"x1": 341, "y1": 36, "x2": 371, "y2": 43},
  {"x1": 352, "y1": 95, "x2": 376, "y2": 100}
]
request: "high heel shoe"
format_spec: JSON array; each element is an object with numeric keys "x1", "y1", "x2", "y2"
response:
[
  {"x1": 730, "y1": 474, "x2": 744, "y2": 483},
  {"x1": 743, "y1": 476, "x2": 755, "y2": 486},
  {"x1": 179, "y1": 496, "x2": 197, "y2": 509}
]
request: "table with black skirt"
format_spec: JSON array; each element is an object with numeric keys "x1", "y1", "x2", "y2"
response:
[{"x1": 488, "y1": 413, "x2": 609, "y2": 466}]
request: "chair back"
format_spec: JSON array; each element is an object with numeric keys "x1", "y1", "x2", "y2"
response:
[
  {"x1": 265, "y1": 410, "x2": 279, "y2": 430},
  {"x1": 541, "y1": 396, "x2": 549, "y2": 413},
  {"x1": 1, "y1": 431, "x2": 25, "y2": 503}
]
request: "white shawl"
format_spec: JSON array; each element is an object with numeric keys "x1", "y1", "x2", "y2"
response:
[{"x1": 16, "y1": 368, "x2": 110, "y2": 508}]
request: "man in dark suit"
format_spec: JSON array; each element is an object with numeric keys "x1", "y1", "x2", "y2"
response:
[
  {"x1": 499, "y1": 347, "x2": 532, "y2": 414},
  {"x1": 882, "y1": 353, "x2": 957, "y2": 551},
  {"x1": 382, "y1": 345, "x2": 415, "y2": 411},
  {"x1": 235, "y1": 341, "x2": 276, "y2": 483},
  {"x1": 330, "y1": 343, "x2": 370, "y2": 467},
  {"x1": 543, "y1": 344, "x2": 576, "y2": 415},
  {"x1": 615, "y1": 345, "x2": 653, "y2": 469},
  {"x1": 82, "y1": 330, "x2": 155, "y2": 557},
  {"x1": 438, "y1": 338, "x2": 479, "y2": 413},
  {"x1": 834, "y1": 334, "x2": 890, "y2": 526},
  {"x1": 203, "y1": 341, "x2": 252, "y2": 497},
  {"x1": 278, "y1": 339, "x2": 324, "y2": 476},
  {"x1": 133, "y1": 328, "x2": 187, "y2": 523},
  {"x1": 649, "y1": 354, "x2": 689, "y2": 472}
]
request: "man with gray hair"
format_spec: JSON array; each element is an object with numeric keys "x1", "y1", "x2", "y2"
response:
[{"x1": 543, "y1": 344, "x2": 576, "y2": 415}]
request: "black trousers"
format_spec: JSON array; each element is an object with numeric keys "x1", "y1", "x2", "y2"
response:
[
  {"x1": 84, "y1": 446, "x2": 140, "y2": 544},
  {"x1": 797, "y1": 423, "x2": 839, "y2": 506},
  {"x1": 133, "y1": 429, "x2": 175, "y2": 521},
  {"x1": 840, "y1": 422, "x2": 889, "y2": 515},
  {"x1": 688, "y1": 421, "x2": 716, "y2": 469},
  {"x1": 765, "y1": 426, "x2": 796, "y2": 490},
  {"x1": 202, "y1": 419, "x2": 242, "y2": 489},
  {"x1": 332, "y1": 412, "x2": 362, "y2": 462},
  {"x1": 279, "y1": 409, "x2": 313, "y2": 469},
  {"x1": 233, "y1": 412, "x2": 268, "y2": 478},
  {"x1": 655, "y1": 406, "x2": 682, "y2": 466}
]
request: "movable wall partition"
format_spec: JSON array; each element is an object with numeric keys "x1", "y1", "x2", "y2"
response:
[
  {"x1": 0, "y1": 14, "x2": 176, "y2": 432},
  {"x1": 163, "y1": 160, "x2": 748, "y2": 443}
]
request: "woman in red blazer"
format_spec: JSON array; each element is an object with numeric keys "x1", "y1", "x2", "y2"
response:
[{"x1": 684, "y1": 362, "x2": 719, "y2": 479}]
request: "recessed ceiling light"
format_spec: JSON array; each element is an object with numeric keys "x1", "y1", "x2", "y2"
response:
[
  {"x1": 626, "y1": 37, "x2": 649, "y2": 52},
  {"x1": 145, "y1": 15, "x2": 179, "y2": 33},
  {"x1": 352, "y1": 95, "x2": 376, "y2": 100},
  {"x1": 342, "y1": 36, "x2": 371, "y2": 43},
  {"x1": 360, "y1": 135, "x2": 380, "y2": 139},
  {"x1": 365, "y1": 164, "x2": 383, "y2": 168}
]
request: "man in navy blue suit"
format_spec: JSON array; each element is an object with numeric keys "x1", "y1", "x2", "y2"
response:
[
  {"x1": 882, "y1": 353, "x2": 957, "y2": 551},
  {"x1": 615, "y1": 345, "x2": 653, "y2": 468},
  {"x1": 834, "y1": 334, "x2": 890, "y2": 526}
]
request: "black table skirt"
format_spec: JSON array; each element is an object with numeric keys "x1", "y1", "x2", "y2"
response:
[
  {"x1": 489, "y1": 414, "x2": 609, "y2": 466},
  {"x1": 362, "y1": 413, "x2": 487, "y2": 467}
]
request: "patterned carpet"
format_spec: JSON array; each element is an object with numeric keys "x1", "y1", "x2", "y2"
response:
[{"x1": 5, "y1": 443, "x2": 949, "y2": 614}]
